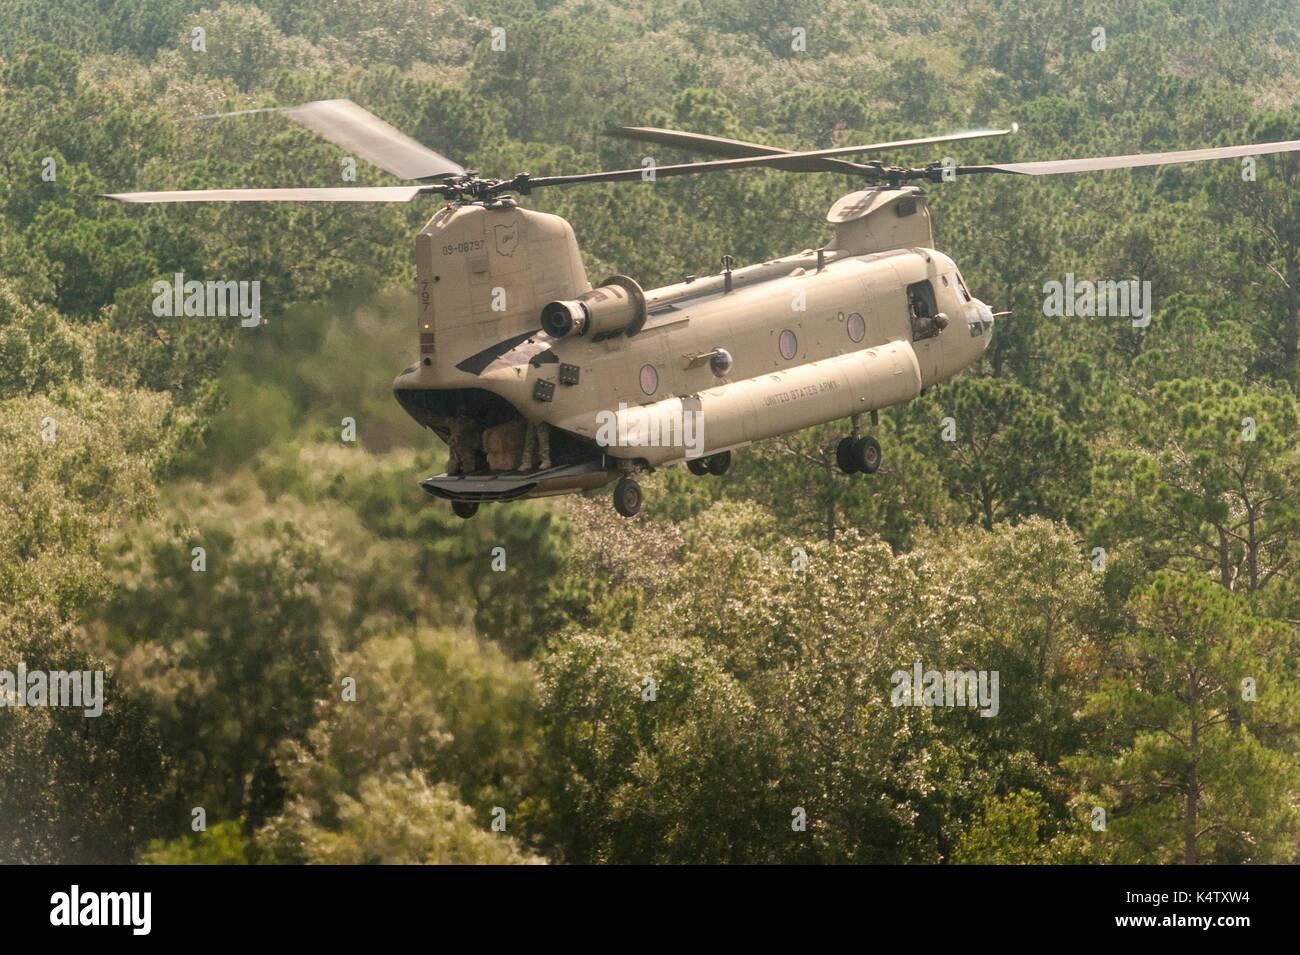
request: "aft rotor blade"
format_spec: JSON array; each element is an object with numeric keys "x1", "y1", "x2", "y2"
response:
[
  {"x1": 961, "y1": 139, "x2": 1300, "y2": 176},
  {"x1": 199, "y1": 99, "x2": 466, "y2": 181},
  {"x1": 103, "y1": 186, "x2": 435, "y2": 203},
  {"x1": 526, "y1": 126, "x2": 1018, "y2": 189},
  {"x1": 605, "y1": 126, "x2": 881, "y2": 175}
]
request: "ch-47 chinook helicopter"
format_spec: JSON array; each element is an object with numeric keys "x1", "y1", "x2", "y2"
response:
[{"x1": 107, "y1": 101, "x2": 1300, "y2": 518}]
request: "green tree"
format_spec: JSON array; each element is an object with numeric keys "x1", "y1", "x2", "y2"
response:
[
  {"x1": 255, "y1": 626, "x2": 543, "y2": 864},
  {"x1": 1071, "y1": 573, "x2": 1300, "y2": 864},
  {"x1": 901, "y1": 377, "x2": 1091, "y2": 530},
  {"x1": 1214, "y1": 107, "x2": 1300, "y2": 377},
  {"x1": 262, "y1": 772, "x2": 543, "y2": 864},
  {"x1": 0, "y1": 386, "x2": 172, "y2": 862},
  {"x1": 100, "y1": 518, "x2": 337, "y2": 825},
  {"x1": 954, "y1": 790, "x2": 1055, "y2": 864},
  {"x1": 140, "y1": 819, "x2": 254, "y2": 864},
  {"x1": 1094, "y1": 378, "x2": 1300, "y2": 592}
]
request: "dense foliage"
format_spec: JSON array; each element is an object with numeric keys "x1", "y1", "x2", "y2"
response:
[{"x1": 1, "y1": 0, "x2": 1298, "y2": 864}]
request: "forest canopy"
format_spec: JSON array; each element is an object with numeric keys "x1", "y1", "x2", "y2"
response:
[{"x1": 1, "y1": 0, "x2": 1299, "y2": 864}]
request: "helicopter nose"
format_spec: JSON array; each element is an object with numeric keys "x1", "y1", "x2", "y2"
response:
[{"x1": 974, "y1": 300, "x2": 995, "y2": 342}]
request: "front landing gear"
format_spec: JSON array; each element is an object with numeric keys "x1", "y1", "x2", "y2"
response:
[
  {"x1": 837, "y1": 413, "x2": 882, "y2": 475},
  {"x1": 613, "y1": 476, "x2": 642, "y2": 517},
  {"x1": 837, "y1": 435, "x2": 882, "y2": 474}
]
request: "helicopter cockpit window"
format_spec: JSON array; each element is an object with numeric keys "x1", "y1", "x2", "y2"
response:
[
  {"x1": 906, "y1": 280, "x2": 942, "y2": 340},
  {"x1": 954, "y1": 272, "x2": 972, "y2": 302}
]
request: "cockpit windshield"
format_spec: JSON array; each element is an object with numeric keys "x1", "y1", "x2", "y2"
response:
[{"x1": 954, "y1": 271, "x2": 972, "y2": 302}]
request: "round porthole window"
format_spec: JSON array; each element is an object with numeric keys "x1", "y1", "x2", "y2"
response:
[
  {"x1": 639, "y1": 363, "x2": 659, "y2": 395},
  {"x1": 779, "y1": 329, "x2": 798, "y2": 360},
  {"x1": 847, "y1": 312, "x2": 866, "y2": 343}
]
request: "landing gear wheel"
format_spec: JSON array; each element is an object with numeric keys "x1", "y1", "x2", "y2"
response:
[
  {"x1": 705, "y1": 450, "x2": 731, "y2": 476},
  {"x1": 852, "y1": 435, "x2": 882, "y2": 474},
  {"x1": 836, "y1": 436, "x2": 857, "y2": 474},
  {"x1": 686, "y1": 458, "x2": 710, "y2": 476},
  {"x1": 451, "y1": 500, "x2": 479, "y2": 519},
  {"x1": 613, "y1": 477, "x2": 642, "y2": 517}
]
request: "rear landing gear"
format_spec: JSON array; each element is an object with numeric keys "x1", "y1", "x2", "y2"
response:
[
  {"x1": 613, "y1": 476, "x2": 642, "y2": 517},
  {"x1": 451, "y1": 500, "x2": 479, "y2": 519},
  {"x1": 686, "y1": 451, "x2": 731, "y2": 476}
]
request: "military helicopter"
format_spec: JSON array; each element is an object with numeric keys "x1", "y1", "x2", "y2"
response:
[{"x1": 107, "y1": 101, "x2": 1300, "y2": 518}]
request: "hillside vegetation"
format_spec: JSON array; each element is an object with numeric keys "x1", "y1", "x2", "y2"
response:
[{"x1": 1, "y1": 0, "x2": 1299, "y2": 863}]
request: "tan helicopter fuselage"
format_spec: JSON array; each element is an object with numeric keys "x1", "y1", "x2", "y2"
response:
[{"x1": 394, "y1": 186, "x2": 995, "y2": 499}]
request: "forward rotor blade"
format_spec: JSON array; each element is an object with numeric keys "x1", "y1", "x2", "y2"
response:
[
  {"x1": 198, "y1": 99, "x2": 465, "y2": 181},
  {"x1": 529, "y1": 126, "x2": 1017, "y2": 189},
  {"x1": 605, "y1": 126, "x2": 880, "y2": 175},
  {"x1": 606, "y1": 125, "x2": 1015, "y2": 175},
  {"x1": 961, "y1": 139, "x2": 1300, "y2": 176},
  {"x1": 103, "y1": 186, "x2": 434, "y2": 203}
]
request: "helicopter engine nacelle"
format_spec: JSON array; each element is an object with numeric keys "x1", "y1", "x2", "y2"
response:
[
  {"x1": 826, "y1": 186, "x2": 934, "y2": 256},
  {"x1": 540, "y1": 275, "x2": 647, "y2": 339}
]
